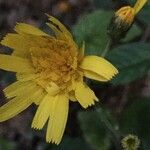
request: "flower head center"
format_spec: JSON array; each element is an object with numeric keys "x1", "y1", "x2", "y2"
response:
[{"x1": 30, "y1": 38, "x2": 79, "y2": 87}]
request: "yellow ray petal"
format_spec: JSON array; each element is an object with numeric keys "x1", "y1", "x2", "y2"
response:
[
  {"x1": 46, "y1": 15, "x2": 78, "y2": 50},
  {"x1": 75, "y1": 81, "x2": 98, "y2": 108},
  {"x1": 1, "y1": 33, "x2": 23, "y2": 48},
  {"x1": 15, "y1": 23, "x2": 48, "y2": 36},
  {"x1": 46, "y1": 15, "x2": 72, "y2": 38},
  {"x1": 80, "y1": 56, "x2": 118, "y2": 81},
  {"x1": 45, "y1": 82, "x2": 60, "y2": 96},
  {"x1": 46, "y1": 94, "x2": 69, "y2": 144},
  {"x1": 16, "y1": 73, "x2": 39, "y2": 82},
  {"x1": 83, "y1": 70, "x2": 109, "y2": 82},
  {"x1": 0, "y1": 84, "x2": 44, "y2": 122},
  {"x1": 69, "y1": 96, "x2": 77, "y2": 102},
  {"x1": 69, "y1": 91, "x2": 77, "y2": 102},
  {"x1": 1, "y1": 33, "x2": 34, "y2": 58},
  {"x1": 1, "y1": 33, "x2": 33, "y2": 57},
  {"x1": 4, "y1": 81, "x2": 37, "y2": 99},
  {"x1": 0, "y1": 54, "x2": 34, "y2": 73},
  {"x1": 134, "y1": 0, "x2": 147, "y2": 14},
  {"x1": 32, "y1": 94, "x2": 54, "y2": 129},
  {"x1": 46, "y1": 21, "x2": 78, "y2": 51},
  {"x1": 1, "y1": 33, "x2": 51, "y2": 58},
  {"x1": 4, "y1": 80, "x2": 45, "y2": 105},
  {"x1": 4, "y1": 81, "x2": 27, "y2": 96},
  {"x1": 0, "y1": 96, "x2": 32, "y2": 122},
  {"x1": 46, "y1": 22, "x2": 64, "y2": 39},
  {"x1": 31, "y1": 87, "x2": 46, "y2": 105}
]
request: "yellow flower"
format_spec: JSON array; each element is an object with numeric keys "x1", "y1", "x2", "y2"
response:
[{"x1": 0, "y1": 15, "x2": 118, "y2": 144}]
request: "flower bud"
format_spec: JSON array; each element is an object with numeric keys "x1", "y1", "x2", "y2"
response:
[
  {"x1": 115, "y1": 6, "x2": 135, "y2": 26},
  {"x1": 107, "y1": 0, "x2": 148, "y2": 42},
  {"x1": 121, "y1": 134, "x2": 140, "y2": 150},
  {"x1": 107, "y1": 6, "x2": 135, "y2": 42}
]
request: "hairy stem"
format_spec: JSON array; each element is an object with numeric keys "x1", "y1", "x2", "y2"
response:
[
  {"x1": 101, "y1": 39, "x2": 112, "y2": 57},
  {"x1": 96, "y1": 108, "x2": 121, "y2": 150}
]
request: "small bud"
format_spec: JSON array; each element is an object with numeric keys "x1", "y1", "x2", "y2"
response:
[
  {"x1": 115, "y1": 6, "x2": 135, "y2": 26},
  {"x1": 121, "y1": 134, "x2": 140, "y2": 150},
  {"x1": 107, "y1": 6, "x2": 135, "y2": 42},
  {"x1": 107, "y1": 0, "x2": 148, "y2": 42}
]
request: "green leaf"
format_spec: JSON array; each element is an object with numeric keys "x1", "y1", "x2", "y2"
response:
[
  {"x1": 122, "y1": 24, "x2": 141, "y2": 42},
  {"x1": 130, "y1": 0, "x2": 150, "y2": 24},
  {"x1": 120, "y1": 98, "x2": 150, "y2": 150},
  {"x1": 73, "y1": 10, "x2": 113, "y2": 55},
  {"x1": 137, "y1": 6, "x2": 150, "y2": 24},
  {"x1": 78, "y1": 108, "x2": 119, "y2": 150},
  {"x1": 107, "y1": 43, "x2": 150, "y2": 85}
]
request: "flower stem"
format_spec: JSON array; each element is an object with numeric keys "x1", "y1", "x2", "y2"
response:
[
  {"x1": 101, "y1": 39, "x2": 112, "y2": 57},
  {"x1": 96, "y1": 108, "x2": 121, "y2": 150}
]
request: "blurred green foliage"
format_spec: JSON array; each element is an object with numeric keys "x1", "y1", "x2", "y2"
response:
[
  {"x1": 0, "y1": 138, "x2": 16, "y2": 150},
  {"x1": 138, "y1": 6, "x2": 150, "y2": 24},
  {"x1": 107, "y1": 43, "x2": 150, "y2": 85},
  {"x1": 46, "y1": 136, "x2": 92, "y2": 150},
  {"x1": 122, "y1": 24, "x2": 141, "y2": 42},
  {"x1": 77, "y1": 99, "x2": 150, "y2": 150},
  {"x1": 78, "y1": 108, "x2": 119, "y2": 150},
  {"x1": 120, "y1": 98, "x2": 150, "y2": 150},
  {"x1": 73, "y1": 10, "x2": 112, "y2": 55}
]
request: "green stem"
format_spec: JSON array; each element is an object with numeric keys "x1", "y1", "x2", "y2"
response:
[
  {"x1": 96, "y1": 108, "x2": 121, "y2": 150},
  {"x1": 101, "y1": 39, "x2": 112, "y2": 57}
]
